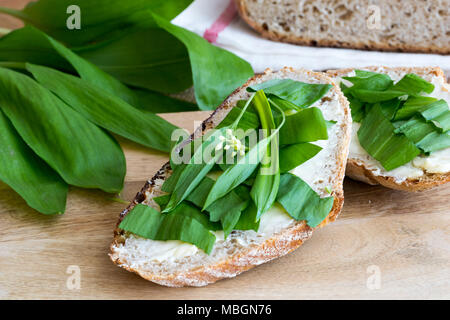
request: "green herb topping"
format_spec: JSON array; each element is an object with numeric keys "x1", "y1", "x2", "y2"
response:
[
  {"x1": 120, "y1": 80, "x2": 336, "y2": 253},
  {"x1": 342, "y1": 70, "x2": 450, "y2": 171}
]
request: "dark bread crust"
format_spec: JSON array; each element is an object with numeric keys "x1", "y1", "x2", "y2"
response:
[
  {"x1": 327, "y1": 66, "x2": 450, "y2": 192},
  {"x1": 110, "y1": 67, "x2": 351, "y2": 287},
  {"x1": 234, "y1": 0, "x2": 450, "y2": 55}
]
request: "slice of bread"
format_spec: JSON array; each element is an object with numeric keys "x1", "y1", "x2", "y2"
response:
[
  {"x1": 110, "y1": 67, "x2": 351, "y2": 287},
  {"x1": 235, "y1": 0, "x2": 450, "y2": 54},
  {"x1": 327, "y1": 66, "x2": 450, "y2": 191}
]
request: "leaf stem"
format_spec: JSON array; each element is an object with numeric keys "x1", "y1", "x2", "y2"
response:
[{"x1": 0, "y1": 61, "x2": 27, "y2": 70}]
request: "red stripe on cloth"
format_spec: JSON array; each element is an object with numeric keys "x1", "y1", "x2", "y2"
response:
[{"x1": 203, "y1": 0, "x2": 237, "y2": 43}]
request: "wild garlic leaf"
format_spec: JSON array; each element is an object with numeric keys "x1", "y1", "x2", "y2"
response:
[
  {"x1": 0, "y1": 67, "x2": 126, "y2": 193},
  {"x1": 277, "y1": 173, "x2": 334, "y2": 228},
  {"x1": 277, "y1": 107, "x2": 328, "y2": 145},
  {"x1": 234, "y1": 202, "x2": 260, "y2": 232},
  {"x1": 390, "y1": 73, "x2": 435, "y2": 96},
  {"x1": 206, "y1": 188, "x2": 249, "y2": 238},
  {"x1": 0, "y1": 110, "x2": 68, "y2": 214},
  {"x1": 0, "y1": 26, "x2": 139, "y2": 106},
  {"x1": 343, "y1": 71, "x2": 393, "y2": 91},
  {"x1": 154, "y1": 14, "x2": 254, "y2": 110},
  {"x1": 163, "y1": 128, "x2": 229, "y2": 212},
  {"x1": 27, "y1": 64, "x2": 178, "y2": 152},
  {"x1": 358, "y1": 104, "x2": 421, "y2": 171},
  {"x1": 279, "y1": 143, "x2": 322, "y2": 173},
  {"x1": 248, "y1": 79, "x2": 332, "y2": 108},
  {"x1": 250, "y1": 90, "x2": 280, "y2": 218},
  {"x1": 0, "y1": 0, "x2": 193, "y2": 46},
  {"x1": 216, "y1": 107, "x2": 260, "y2": 131},
  {"x1": 394, "y1": 116, "x2": 450, "y2": 154},
  {"x1": 394, "y1": 96, "x2": 438, "y2": 120},
  {"x1": 119, "y1": 203, "x2": 216, "y2": 254},
  {"x1": 76, "y1": 28, "x2": 192, "y2": 94},
  {"x1": 132, "y1": 88, "x2": 197, "y2": 113}
]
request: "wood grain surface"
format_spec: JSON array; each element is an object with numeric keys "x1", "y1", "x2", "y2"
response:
[{"x1": 0, "y1": 0, "x2": 449, "y2": 300}]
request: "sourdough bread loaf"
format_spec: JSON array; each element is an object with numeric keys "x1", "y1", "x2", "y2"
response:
[{"x1": 235, "y1": 0, "x2": 450, "y2": 54}]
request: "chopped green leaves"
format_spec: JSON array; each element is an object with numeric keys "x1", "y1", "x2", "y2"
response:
[
  {"x1": 342, "y1": 70, "x2": 449, "y2": 171},
  {"x1": 119, "y1": 203, "x2": 216, "y2": 254},
  {"x1": 120, "y1": 79, "x2": 335, "y2": 252},
  {"x1": 276, "y1": 173, "x2": 334, "y2": 228},
  {"x1": 358, "y1": 104, "x2": 421, "y2": 171}
]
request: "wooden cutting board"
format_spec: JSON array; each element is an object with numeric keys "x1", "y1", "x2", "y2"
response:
[
  {"x1": 0, "y1": 111, "x2": 449, "y2": 300},
  {"x1": 0, "y1": 0, "x2": 449, "y2": 300}
]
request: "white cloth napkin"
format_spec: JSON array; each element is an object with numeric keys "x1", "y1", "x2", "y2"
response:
[{"x1": 173, "y1": 0, "x2": 450, "y2": 75}]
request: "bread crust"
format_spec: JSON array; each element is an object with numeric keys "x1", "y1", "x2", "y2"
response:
[
  {"x1": 110, "y1": 67, "x2": 351, "y2": 287},
  {"x1": 234, "y1": 0, "x2": 450, "y2": 55},
  {"x1": 327, "y1": 66, "x2": 450, "y2": 192}
]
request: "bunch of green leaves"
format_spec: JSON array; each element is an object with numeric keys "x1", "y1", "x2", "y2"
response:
[
  {"x1": 120, "y1": 80, "x2": 336, "y2": 253},
  {"x1": 342, "y1": 70, "x2": 450, "y2": 171},
  {"x1": 0, "y1": 28, "x2": 182, "y2": 214},
  {"x1": 0, "y1": 0, "x2": 254, "y2": 110},
  {"x1": 0, "y1": 0, "x2": 256, "y2": 215}
]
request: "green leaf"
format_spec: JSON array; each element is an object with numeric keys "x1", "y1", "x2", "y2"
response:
[
  {"x1": 394, "y1": 116, "x2": 450, "y2": 153},
  {"x1": 203, "y1": 97, "x2": 284, "y2": 210},
  {"x1": 279, "y1": 143, "x2": 322, "y2": 173},
  {"x1": 416, "y1": 131, "x2": 450, "y2": 153},
  {"x1": 0, "y1": 0, "x2": 193, "y2": 46},
  {"x1": 132, "y1": 88, "x2": 198, "y2": 113},
  {"x1": 27, "y1": 63, "x2": 178, "y2": 152},
  {"x1": 154, "y1": 14, "x2": 254, "y2": 110},
  {"x1": 216, "y1": 107, "x2": 260, "y2": 131},
  {"x1": 358, "y1": 104, "x2": 421, "y2": 171},
  {"x1": 234, "y1": 202, "x2": 260, "y2": 232},
  {"x1": 248, "y1": 79, "x2": 332, "y2": 108},
  {"x1": 378, "y1": 99, "x2": 402, "y2": 120},
  {"x1": 76, "y1": 28, "x2": 192, "y2": 94},
  {"x1": 163, "y1": 128, "x2": 229, "y2": 212},
  {"x1": 119, "y1": 203, "x2": 216, "y2": 254},
  {"x1": 0, "y1": 26, "x2": 138, "y2": 106},
  {"x1": 351, "y1": 89, "x2": 406, "y2": 103},
  {"x1": 0, "y1": 67, "x2": 126, "y2": 193},
  {"x1": 394, "y1": 96, "x2": 438, "y2": 120},
  {"x1": 391, "y1": 73, "x2": 435, "y2": 95},
  {"x1": 277, "y1": 107, "x2": 328, "y2": 145},
  {"x1": 276, "y1": 173, "x2": 334, "y2": 228},
  {"x1": 418, "y1": 99, "x2": 450, "y2": 132},
  {"x1": 343, "y1": 71, "x2": 393, "y2": 91},
  {"x1": 0, "y1": 110, "x2": 68, "y2": 214},
  {"x1": 186, "y1": 176, "x2": 215, "y2": 208},
  {"x1": 249, "y1": 90, "x2": 280, "y2": 218},
  {"x1": 206, "y1": 187, "x2": 249, "y2": 238}
]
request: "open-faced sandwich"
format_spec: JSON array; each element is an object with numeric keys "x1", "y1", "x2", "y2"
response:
[
  {"x1": 110, "y1": 67, "x2": 351, "y2": 287},
  {"x1": 327, "y1": 67, "x2": 450, "y2": 191}
]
